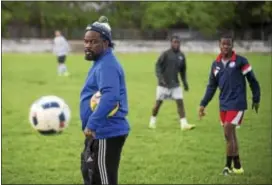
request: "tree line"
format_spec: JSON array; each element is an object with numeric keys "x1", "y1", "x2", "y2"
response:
[{"x1": 2, "y1": 1, "x2": 272, "y2": 38}]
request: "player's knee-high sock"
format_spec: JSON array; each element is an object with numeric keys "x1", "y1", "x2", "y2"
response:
[
  {"x1": 233, "y1": 155, "x2": 241, "y2": 169},
  {"x1": 58, "y1": 64, "x2": 62, "y2": 75},
  {"x1": 59, "y1": 64, "x2": 68, "y2": 74},
  {"x1": 225, "y1": 139, "x2": 233, "y2": 168},
  {"x1": 232, "y1": 129, "x2": 241, "y2": 168},
  {"x1": 62, "y1": 64, "x2": 68, "y2": 73},
  {"x1": 226, "y1": 156, "x2": 233, "y2": 169},
  {"x1": 59, "y1": 64, "x2": 63, "y2": 74},
  {"x1": 149, "y1": 101, "x2": 163, "y2": 127},
  {"x1": 180, "y1": 118, "x2": 189, "y2": 127},
  {"x1": 224, "y1": 124, "x2": 233, "y2": 168},
  {"x1": 149, "y1": 116, "x2": 156, "y2": 124}
]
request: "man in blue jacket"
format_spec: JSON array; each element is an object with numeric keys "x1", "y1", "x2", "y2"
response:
[
  {"x1": 199, "y1": 34, "x2": 260, "y2": 176},
  {"x1": 80, "y1": 16, "x2": 130, "y2": 185}
]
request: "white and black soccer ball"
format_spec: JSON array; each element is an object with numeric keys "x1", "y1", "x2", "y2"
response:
[{"x1": 29, "y1": 95, "x2": 71, "y2": 135}]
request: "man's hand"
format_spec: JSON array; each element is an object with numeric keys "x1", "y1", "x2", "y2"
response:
[
  {"x1": 84, "y1": 127, "x2": 96, "y2": 138},
  {"x1": 252, "y1": 102, "x2": 259, "y2": 113},
  {"x1": 199, "y1": 106, "x2": 206, "y2": 120},
  {"x1": 184, "y1": 83, "x2": 189, "y2": 91},
  {"x1": 161, "y1": 78, "x2": 167, "y2": 86}
]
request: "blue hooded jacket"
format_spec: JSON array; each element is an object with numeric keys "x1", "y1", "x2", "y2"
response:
[{"x1": 80, "y1": 48, "x2": 130, "y2": 139}]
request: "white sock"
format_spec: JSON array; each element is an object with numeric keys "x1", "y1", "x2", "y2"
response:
[
  {"x1": 62, "y1": 64, "x2": 67, "y2": 73},
  {"x1": 180, "y1": 118, "x2": 188, "y2": 127},
  {"x1": 150, "y1": 116, "x2": 156, "y2": 124},
  {"x1": 60, "y1": 64, "x2": 66, "y2": 74},
  {"x1": 58, "y1": 65, "x2": 62, "y2": 75}
]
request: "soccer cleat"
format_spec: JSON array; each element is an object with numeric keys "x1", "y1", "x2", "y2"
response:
[
  {"x1": 149, "y1": 122, "x2": 156, "y2": 129},
  {"x1": 222, "y1": 167, "x2": 233, "y2": 176},
  {"x1": 181, "y1": 123, "x2": 196, "y2": 131},
  {"x1": 232, "y1": 167, "x2": 244, "y2": 174}
]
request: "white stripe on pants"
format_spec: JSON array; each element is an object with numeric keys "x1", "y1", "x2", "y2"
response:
[
  {"x1": 231, "y1": 111, "x2": 244, "y2": 125},
  {"x1": 98, "y1": 139, "x2": 108, "y2": 185}
]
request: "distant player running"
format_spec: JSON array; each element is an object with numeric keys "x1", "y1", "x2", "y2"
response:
[
  {"x1": 53, "y1": 30, "x2": 70, "y2": 76},
  {"x1": 199, "y1": 34, "x2": 261, "y2": 175},
  {"x1": 149, "y1": 35, "x2": 195, "y2": 131}
]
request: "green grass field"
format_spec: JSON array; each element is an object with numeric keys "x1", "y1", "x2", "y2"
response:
[{"x1": 2, "y1": 52, "x2": 271, "y2": 184}]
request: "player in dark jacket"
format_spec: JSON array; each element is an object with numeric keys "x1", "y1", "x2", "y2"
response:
[
  {"x1": 199, "y1": 34, "x2": 261, "y2": 175},
  {"x1": 149, "y1": 35, "x2": 195, "y2": 131}
]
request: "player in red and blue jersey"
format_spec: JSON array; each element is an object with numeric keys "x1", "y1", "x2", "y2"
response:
[{"x1": 199, "y1": 34, "x2": 261, "y2": 175}]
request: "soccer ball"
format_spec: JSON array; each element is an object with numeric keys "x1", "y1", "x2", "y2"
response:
[
  {"x1": 90, "y1": 91, "x2": 119, "y2": 117},
  {"x1": 29, "y1": 95, "x2": 71, "y2": 134}
]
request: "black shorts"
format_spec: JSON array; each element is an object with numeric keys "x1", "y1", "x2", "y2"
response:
[
  {"x1": 81, "y1": 135, "x2": 127, "y2": 185},
  {"x1": 57, "y1": 55, "x2": 66, "y2": 63}
]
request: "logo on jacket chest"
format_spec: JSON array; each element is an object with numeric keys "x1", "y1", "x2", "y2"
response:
[
  {"x1": 214, "y1": 61, "x2": 237, "y2": 77},
  {"x1": 178, "y1": 56, "x2": 183, "y2": 60},
  {"x1": 229, "y1": 61, "x2": 236, "y2": 68}
]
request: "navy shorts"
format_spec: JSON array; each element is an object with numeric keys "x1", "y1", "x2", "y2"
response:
[{"x1": 57, "y1": 55, "x2": 66, "y2": 63}]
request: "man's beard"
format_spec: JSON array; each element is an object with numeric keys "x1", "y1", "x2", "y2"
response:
[
  {"x1": 84, "y1": 49, "x2": 97, "y2": 61},
  {"x1": 85, "y1": 53, "x2": 94, "y2": 61},
  {"x1": 172, "y1": 47, "x2": 180, "y2": 52}
]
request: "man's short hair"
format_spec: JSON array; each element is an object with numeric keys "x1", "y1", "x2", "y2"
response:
[
  {"x1": 219, "y1": 33, "x2": 234, "y2": 42},
  {"x1": 170, "y1": 35, "x2": 181, "y2": 42}
]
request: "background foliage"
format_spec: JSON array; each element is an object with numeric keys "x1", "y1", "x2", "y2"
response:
[{"x1": 2, "y1": 1, "x2": 272, "y2": 38}]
